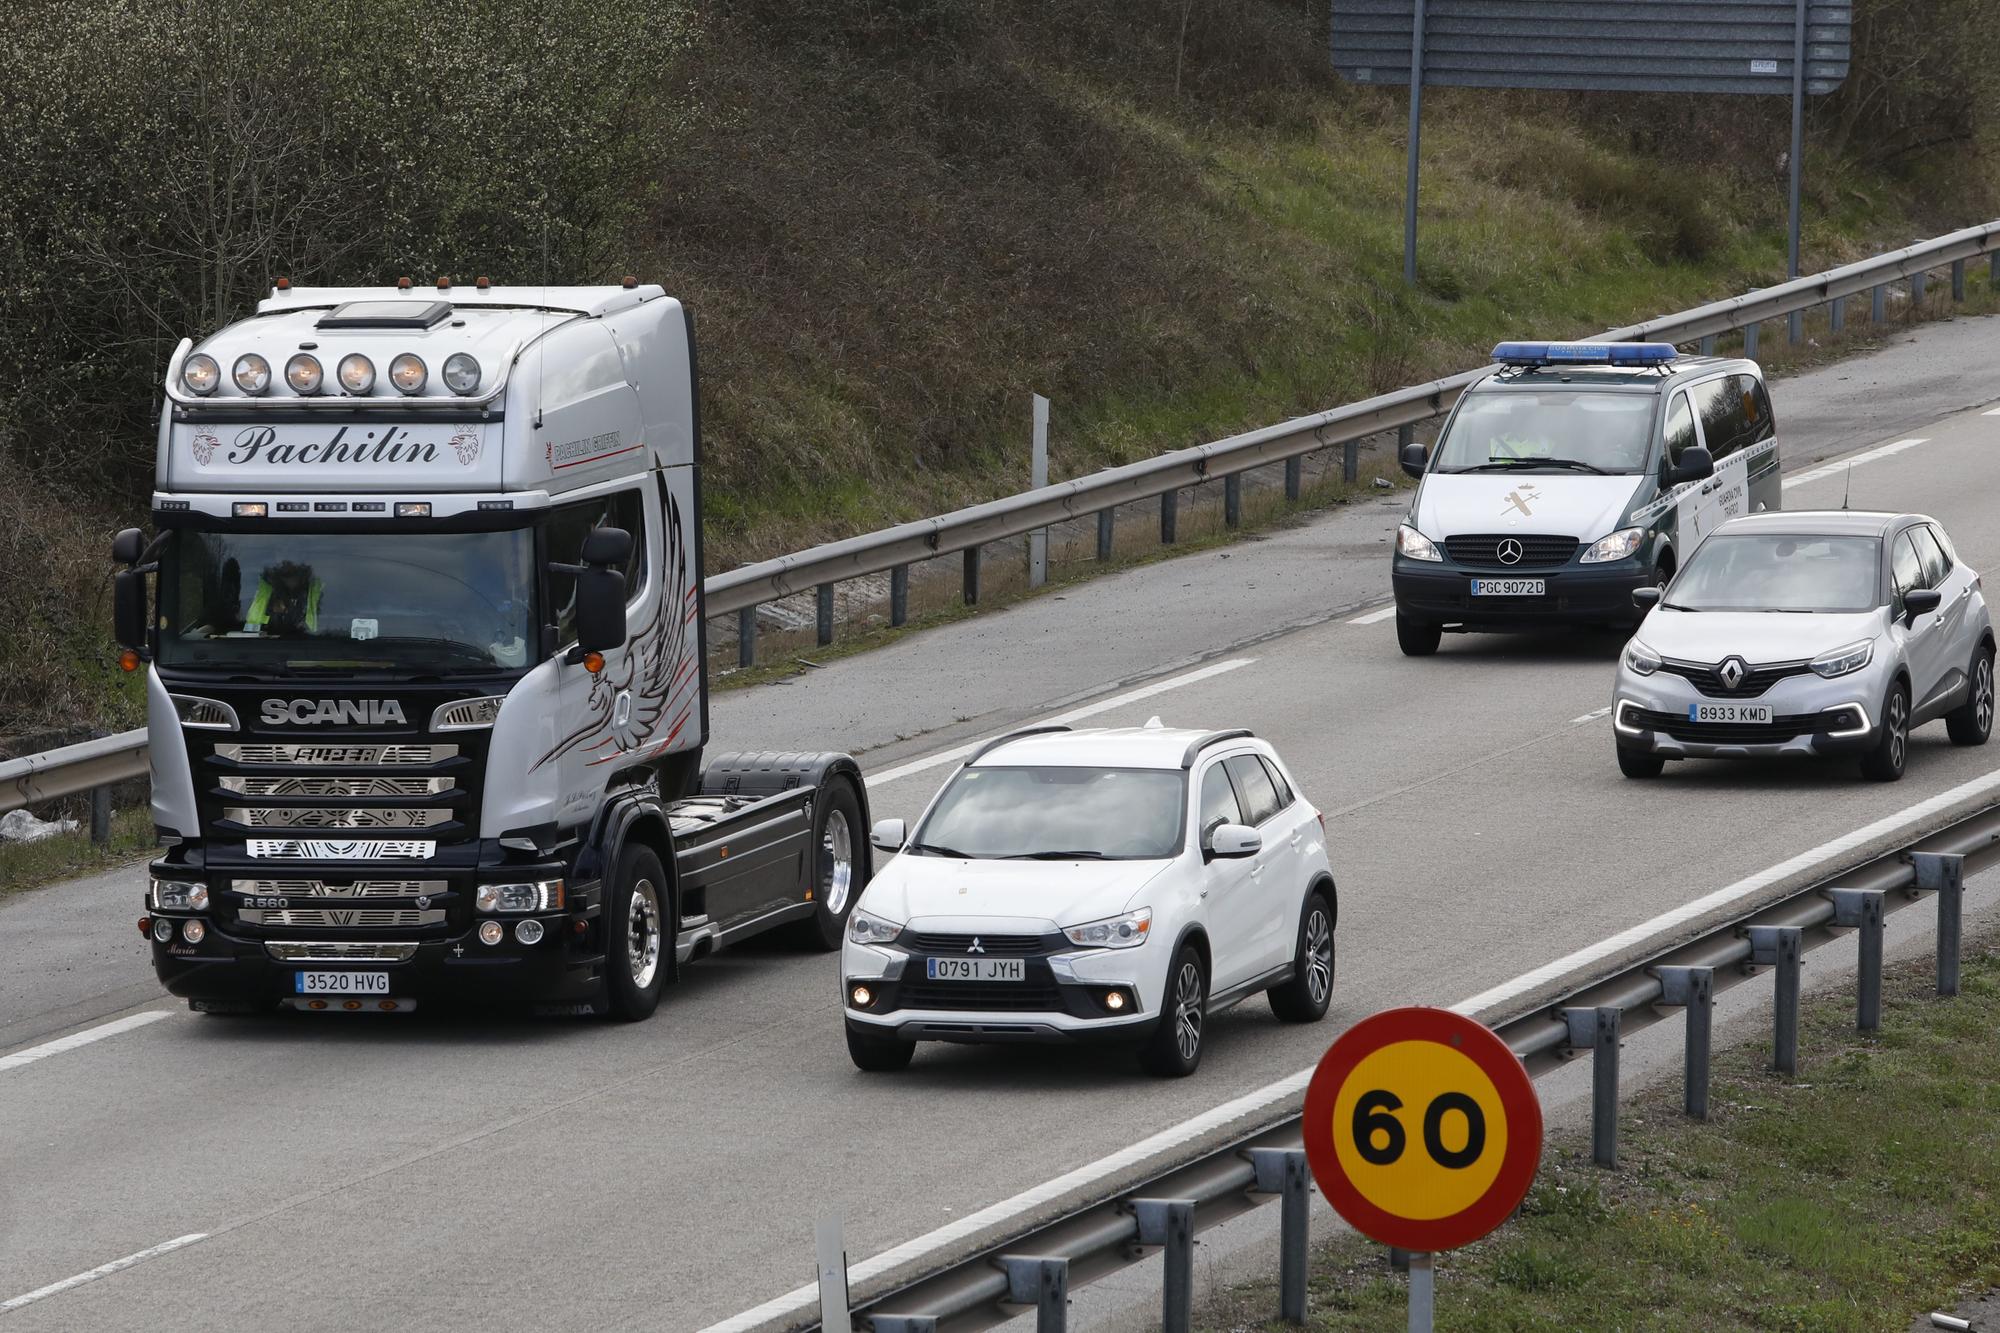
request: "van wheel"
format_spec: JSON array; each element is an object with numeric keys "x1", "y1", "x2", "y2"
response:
[
  {"x1": 1946, "y1": 647, "x2": 1994, "y2": 746},
  {"x1": 1616, "y1": 745, "x2": 1665, "y2": 779},
  {"x1": 1268, "y1": 890, "x2": 1335, "y2": 1023},
  {"x1": 603, "y1": 844, "x2": 671, "y2": 1021},
  {"x1": 789, "y1": 779, "x2": 867, "y2": 951},
  {"x1": 1397, "y1": 613, "x2": 1441, "y2": 657},
  {"x1": 1859, "y1": 682, "x2": 1910, "y2": 782},
  {"x1": 846, "y1": 1021, "x2": 915, "y2": 1072},
  {"x1": 1139, "y1": 946, "x2": 1208, "y2": 1077}
]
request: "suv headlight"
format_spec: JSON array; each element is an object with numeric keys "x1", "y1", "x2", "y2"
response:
[
  {"x1": 150, "y1": 879, "x2": 209, "y2": 911},
  {"x1": 1624, "y1": 639, "x2": 1661, "y2": 676},
  {"x1": 1396, "y1": 525, "x2": 1443, "y2": 562},
  {"x1": 1580, "y1": 527, "x2": 1644, "y2": 563},
  {"x1": 1810, "y1": 640, "x2": 1874, "y2": 679},
  {"x1": 475, "y1": 880, "x2": 564, "y2": 913},
  {"x1": 848, "y1": 909, "x2": 903, "y2": 946},
  {"x1": 1062, "y1": 907, "x2": 1152, "y2": 949}
]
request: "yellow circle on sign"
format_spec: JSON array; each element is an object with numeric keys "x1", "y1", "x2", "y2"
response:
[{"x1": 1330, "y1": 1039, "x2": 1508, "y2": 1221}]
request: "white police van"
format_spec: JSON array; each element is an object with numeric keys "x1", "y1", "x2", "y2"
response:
[{"x1": 1391, "y1": 341, "x2": 1780, "y2": 656}]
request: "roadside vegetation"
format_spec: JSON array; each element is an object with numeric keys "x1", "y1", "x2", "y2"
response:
[
  {"x1": 4, "y1": 0, "x2": 1999, "y2": 746},
  {"x1": 0, "y1": 807, "x2": 155, "y2": 903},
  {"x1": 1200, "y1": 943, "x2": 2000, "y2": 1331}
]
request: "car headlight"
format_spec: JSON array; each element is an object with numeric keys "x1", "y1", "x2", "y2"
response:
[
  {"x1": 475, "y1": 880, "x2": 564, "y2": 913},
  {"x1": 1810, "y1": 640, "x2": 1874, "y2": 679},
  {"x1": 150, "y1": 879, "x2": 209, "y2": 911},
  {"x1": 1396, "y1": 524, "x2": 1443, "y2": 562},
  {"x1": 1062, "y1": 907, "x2": 1152, "y2": 949},
  {"x1": 1624, "y1": 639, "x2": 1661, "y2": 676},
  {"x1": 848, "y1": 909, "x2": 903, "y2": 946},
  {"x1": 1580, "y1": 527, "x2": 1644, "y2": 563}
]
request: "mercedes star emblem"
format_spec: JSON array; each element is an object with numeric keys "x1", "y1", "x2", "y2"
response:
[
  {"x1": 1496, "y1": 538, "x2": 1525, "y2": 566},
  {"x1": 1718, "y1": 657, "x2": 1747, "y2": 690}
]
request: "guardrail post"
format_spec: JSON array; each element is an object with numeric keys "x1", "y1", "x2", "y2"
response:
[
  {"x1": 1743, "y1": 322, "x2": 1759, "y2": 361},
  {"x1": 1250, "y1": 1148, "x2": 1309, "y2": 1323},
  {"x1": 1348, "y1": 432, "x2": 1369, "y2": 485},
  {"x1": 997, "y1": 1256, "x2": 1068, "y2": 1332},
  {"x1": 1699, "y1": 334, "x2": 1716, "y2": 356},
  {"x1": 1133, "y1": 1199, "x2": 1195, "y2": 1333},
  {"x1": 1827, "y1": 888, "x2": 1887, "y2": 1031},
  {"x1": 816, "y1": 583, "x2": 835, "y2": 647},
  {"x1": 1748, "y1": 925, "x2": 1803, "y2": 1075},
  {"x1": 1224, "y1": 473, "x2": 1242, "y2": 528},
  {"x1": 962, "y1": 546, "x2": 980, "y2": 606},
  {"x1": 1097, "y1": 509, "x2": 1115, "y2": 562},
  {"x1": 868, "y1": 1318, "x2": 938, "y2": 1333},
  {"x1": 1829, "y1": 295, "x2": 1844, "y2": 334},
  {"x1": 1160, "y1": 490, "x2": 1178, "y2": 545},
  {"x1": 89, "y1": 773, "x2": 112, "y2": 847},
  {"x1": 1912, "y1": 851, "x2": 1965, "y2": 996},
  {"x1": 1991, "y1": 251, "x2": 1999, "y2": 291},
  {"x1": 1565, "y1": 1006, "x2": 1620, "y2": 1167},
  {"x1": 1657, "y1": 966, "x2": 1714, "y2": 1120},
  {"x1": 890, "y1": 565, "x2": 909, "y2": 628},
  {"x1": 1912, "y1": 271, "x2": 1928, "y2": 307},
  {"x1": 1952, "y1": 257, "x2": 1966, "y2": 302},
  {"x1": 1284, "y1": 456, "x2": 1302, "y2": 502},
  {"x1": 1787, "y1": 310, "x2": 1802, "y2": 345},
  {"x1": 1872, "y1": 283, "x2": 1886, "y2": 322},
  {"x1": 737, "y1": 606, "x2": 755, "y2": 669}
]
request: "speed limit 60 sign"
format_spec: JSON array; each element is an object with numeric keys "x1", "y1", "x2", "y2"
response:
[{"x1": 1302, "y1": 1007, "x2": 1542, "y2": 1252}]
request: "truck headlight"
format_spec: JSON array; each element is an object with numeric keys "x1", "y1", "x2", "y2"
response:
[
  {"x1": 285, "y1": 353, "x2": 324, "y2": 394},
  {"x1": 1810, "y1": 640, "x2": 1873, "y2": 679},
  {"x1": 182, "y1": 353, "x2": 221, "y2": 396},
  {"x1": 1396, "y1": 525, "x2": 1443, "y2": 562},
  {"x1": 476, "y1": 880, "x2": 564, "y2": 913},
  {"x1": 443, "y1": 353, "x2": 482, "y2": 395},
  {"x1": 1580, "y1": 527, "x2": 1644, "y2": 563},
  {"x1": 151, "y1": 879, "x2": 209, "y2": 911},
  {"x1": 389, "y1": 353, "x2": 428, "y2": 395},
  {"x1": 232, "y1": 354, "x2": 272, "y2": 395},
  {"x1": 848, "y1": 910, "x2": 902, "y2": 945},
  {"x1": 1062, "y1": 907, "x2": 1152, "y2": 949},
  {"x1": 1624, "y1": 639, "x2": 1661, "y2": 676},
  {"x1": 337, "y1": 353, "x2": 376, "y2": 394}
]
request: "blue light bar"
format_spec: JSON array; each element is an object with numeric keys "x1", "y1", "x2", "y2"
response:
[{"x1": 1491, "y1": 341, "x2": 1679, "y2": 367}]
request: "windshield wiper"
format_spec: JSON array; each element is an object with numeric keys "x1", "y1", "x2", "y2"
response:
[
  {"x1": 906, "y1": 841, "x2": 975, "y2": 858},
  {"x1": 1455, "y1": 458, "x2": 1608, "y2": 474},
  {"x1": 1660, "y1": 601, "x2": 1701, "y2": 612},
  {"x1": 1003, "y1": 850, "x2": 1109, "y2": 860}
]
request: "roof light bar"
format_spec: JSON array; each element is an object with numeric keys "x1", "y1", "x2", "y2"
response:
[{"x1": 1491, "y1": 341, "x2": 1679, "y2": 367}]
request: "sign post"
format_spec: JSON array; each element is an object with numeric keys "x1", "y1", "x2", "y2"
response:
[{"x1": 1302, "y1": 1007, "x2": 1543, "y2": 1330}]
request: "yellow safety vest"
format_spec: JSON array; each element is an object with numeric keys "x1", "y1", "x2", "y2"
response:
[{"x1": 246, "y1": 578, "x2": 322, "y2": 632}]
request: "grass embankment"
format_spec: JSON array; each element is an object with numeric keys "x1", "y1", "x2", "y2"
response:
[
  {"x1": 1202, "y1": 945, "x2": 2000, "y2": 1332},
  {"x1": 0, "y1": 806, "x2": 153, "y2": 903}
]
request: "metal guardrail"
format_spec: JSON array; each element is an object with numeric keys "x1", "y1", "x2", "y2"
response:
[
  {"x1": 834, "y1": 796, "x2": 2000, "y2": 1333},
  {"x1": 7, "y1": 221, "x2": 1999, "y2": 820}
]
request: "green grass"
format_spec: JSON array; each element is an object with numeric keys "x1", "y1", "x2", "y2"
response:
[
  {"x1": 1200, "y1": 944, "x2": 2000, "y2": 1332},
  {"x1": 0, "y1": 805, "x2": 154, "y2": 902}
]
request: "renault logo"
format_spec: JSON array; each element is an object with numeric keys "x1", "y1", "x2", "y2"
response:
[
  {"x1": 1496, "y1": 538, "x2": 1524, "y2": 565},
  {"x1": 1718, "y1": 657, "x2": 1747, "y2": 690},
  {"x1": 967, "y1": 937, "x2": 985, "y2": 954}
]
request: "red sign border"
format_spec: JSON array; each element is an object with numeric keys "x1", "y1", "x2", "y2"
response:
[{"x1": 1301, "y1": 1006, "x2": 1542, "y2": 1252}]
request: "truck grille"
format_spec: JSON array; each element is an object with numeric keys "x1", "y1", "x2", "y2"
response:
[
  {"x1": 266, "y1": 941, "x2": 419, "y2": 962},
  {"x1": 246, "y1": 840, "x2": 437, "y2": 860},
  {"x1": 216, "y1": 743, "x2": 457, "y2": 766},
  {"x1": 243, "y1": 908, "x2": 444, "y2": 928},
  {"x1": 225, "y1": 806, "x2": 451, "y2": 830},
  {"x1": 220, "y1": 776, "x2": 454, "y2": 797},
  {"x1": 232, "y1": 879, "x2": 446, "y2": 898},
  {"x1": 1441, "y1": 534, "x2": 1579, "y2": 569}
]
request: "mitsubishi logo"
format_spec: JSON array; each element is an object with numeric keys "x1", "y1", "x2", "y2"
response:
[
  {"x1": 1496, "y1": 538, "x2": 1525, "y2": 566},
  {"x1": 1718, "y1": 657, "x2": 1747, "y2": 690},
  {"x1": 967, "y1": 937, "x2": 986, "y2": 954}
]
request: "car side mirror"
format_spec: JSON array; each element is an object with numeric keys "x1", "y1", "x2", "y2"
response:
[
  {"x1": 1903, "y1": 587, "x2": 1942, "y2": 625},
  {"x1": 113, "y1": 568, "x2": 148, "y2": 651},
  {"x1": 1632, "y1": 586, "x2": 1664, "y2": 611},
  {"x1": 1400, "y1": 442, "x2": 1428, "y2": 480},
  {"x1": 1666, "y1": 445, "x2": 1713, "y2": 486},
  {"x1": 112, "y1": 527, "x2": 145, "y2": 567},
  {"x1": 1206, "y1": 822, "x2": 1261, "y2": 859},
  {"x1": 573, "y1": 567, "x2": 628, "y2": 656},
  {"x1": 580, "y1": 526, "x2": 633, "y2": 569},
  {"x1": 870, "y1": 818, "x2": 907, "y2": 853}
]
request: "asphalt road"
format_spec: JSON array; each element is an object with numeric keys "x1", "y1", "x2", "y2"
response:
[{"x1": 3, "y1": 315, "x2": 1999, "y2": 1331}]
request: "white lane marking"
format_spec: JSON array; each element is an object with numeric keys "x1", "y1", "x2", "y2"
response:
[
  {"x1": 0, "y1": 1234, "x2": 207, "y2": 1314},
  {"x1": 1346, "y1": 604, "x2": 1399, "y2": 625},
  {"x1": 863, "y1": 658, "x2": 1256, "y2": 787},
  {"x1": 1983, "y1": 407, "x2": 2000, "y2": 416},
  {"x1": 1784, "y1": 437, "x2": 1929, "y2": 489},
  {"x1": 1569, "y1": 706, "x2": 1612, "y2": 724},
  {"x1": 0, "y1": 1011, "x2": 172, "y2": 1075},
  {"x1": 704, "y1": 757, "x2": 2000, "y2": 1333}
]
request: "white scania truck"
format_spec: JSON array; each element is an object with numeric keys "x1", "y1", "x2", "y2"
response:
[{"x1": 115, "y1": 280, "x2": 871, "y2": 1018}]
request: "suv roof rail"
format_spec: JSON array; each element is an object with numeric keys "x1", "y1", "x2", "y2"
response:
[
  {"x1": 965, "y1": 725, "x2": 1073, "y2": 766},
  {"x1": 1180, "y1": 729, "x2": 1254, "y2": 768}
]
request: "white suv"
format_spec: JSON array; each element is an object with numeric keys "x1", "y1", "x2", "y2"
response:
[{"x1": 841, "y1": 720, "x2": 1337, "y2": 1077}]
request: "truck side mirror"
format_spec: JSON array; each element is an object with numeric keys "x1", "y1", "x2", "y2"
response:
[
  {"x1": 1400, "y1": 442, "x2": 1428, "y2": 479},
  {"x1": 581, "y1": 526, "x2": 633, "y2": 568},
  {"x1": 114, "y1": 569, "x2": 148, "y2": 651},
  {"x1": 112, "y1": 527, "x2": 145, "y2": 567},
  {"x1": 574, "y1": 568, "x2": 628, "y2": 656},
  {"x1": 1666, "y1": 446, "x2": 1713, "y2": 486},
  {"x1": 1632, "y1": 586, "x2": 1664, "y2": 611}
]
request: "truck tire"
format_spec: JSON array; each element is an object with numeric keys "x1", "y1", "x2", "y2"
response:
[
  {"x1": 604, "y1": 843, "x2": 672, "y2": 1021},
  {"x1": 1267, "y1": 888, "x2": 1335, "y2": 1024},
  {"x1": 846, "y1": 1021, "x2": 915, "y2": 1072},
  {"x1": 1138, "y1": 944, "x2": 1208, "y2": 1077},
  {"x1": 789, "y1": 778, "x2": 867, "y2": 951}
]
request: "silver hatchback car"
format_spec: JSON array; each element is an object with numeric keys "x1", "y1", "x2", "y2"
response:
[{"x1": 1612, "y1": 511, "x2": 1993, "y2": 781}]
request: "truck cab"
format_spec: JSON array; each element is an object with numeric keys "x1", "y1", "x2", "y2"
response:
[{"x1": 120, "y1": 281, "x2": 870, "y2": 1019}]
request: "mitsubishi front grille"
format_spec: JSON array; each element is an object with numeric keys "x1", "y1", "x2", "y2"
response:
[
  {"x1": 266, "y1": 941, "x2": 419, "y2": 963},
  {"x1": 215, "y1": 743, "x2": 457, "y2": 766},
  {"x1": 246, "y1": 840, "x2": 436, "y2": 860},
  {"x1": 231, "y1": 879, "x2": 447, "y2": 898},
  {"x1": 242, "y1": 908, "x2": 444, "y2": 928},
  {"x1": 226, "y1": 807, "x2": 451, "y2": 830},
  {"x1": 219, "y1": 776, "x2": 454, "y2": 797}
]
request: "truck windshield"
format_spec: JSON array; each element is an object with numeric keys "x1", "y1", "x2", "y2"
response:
[
  {"x1": 910, "y1": 767, "x2": 1185, "y2": 860},
  {"x1": 1433, "y1": 390, "x2": 1655, "y2": 475},
  {"x1": 1667, "y1": 534, "x2": 1881, "y2": 613},
  {"x1": 157, "y1": 528, "x2": 536, "y2": 674}
]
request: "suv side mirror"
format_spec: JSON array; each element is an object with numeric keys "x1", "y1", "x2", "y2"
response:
[
  {"x1": 1400, "y1": 442, "x2": 1428, "y2": 479},
  {"x1": 1666, "y1": 445, "x2": 1713, "y2": 486},
  {"x1": 112, "y1": 527, "x2": 145, "y2": 567},
  {"x1": 1206, "y1": 822, "x2": 1262, "y2": 859},
  {"x1": 1632, "y1": 586, "x2": 1664, "y2": 611},
  {"x1": 870, "y1": 818, "x2": 907, "y2": 852},
  {"x1": 1903, "y1": 587, "x2": 1942, "y2": 625}
]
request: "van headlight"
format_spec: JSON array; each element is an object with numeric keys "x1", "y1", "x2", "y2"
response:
[
  {"x1": 1624, "y1": 639, "x2": 1661, "y2": 676},
  {"x1": 1062, "y1": 907, "x2": 1152, "y2": 949},
  {"x1": 1810, "y1": 640, "x2": 1874, "y2": 679},
  {"x1": 848, "y1": 910, "x2": 903, "y2": 945},
  {"x1": 1396, "y1": 525, "x2": 1443, "y2": 562},
  {"x1": 1580, "y1": 527, "x2": 1644, "y2": 563}
]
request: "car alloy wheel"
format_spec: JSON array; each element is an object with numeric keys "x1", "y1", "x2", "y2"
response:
[
  {"x1": 1172, "y1": 958, "x2": 1204, "y2": 1063},
  {"x1": 1303, "y1": 906, "x2": 1333, "y2": 1006},
  {"x1": 1887, "y1": 689, "x2": 1908, "y2": 771}
]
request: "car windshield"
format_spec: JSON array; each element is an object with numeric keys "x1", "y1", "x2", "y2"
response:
[
  {"x1": 911, "y1": 766, "x2": 1185, "y2": 860},
  {"x1": 1668, "y1": 534, "x2": 1881, "y2": 612},
  {"x1": 1432, "y1": 389, "x2": 1655, "y2": 474},
  {"x1": 157, "y1": 527, "x2": 536, "y2": 674}
]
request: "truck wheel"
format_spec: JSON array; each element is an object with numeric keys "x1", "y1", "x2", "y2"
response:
[
  {"x1": 789, "y1": 779, "x2": 867, "y2": 951},
  {"x1": 846, "y1": 1021, "x2": 915, "y2": 1072},
  {"x1": 1946, "y1": 646, "x2": 1994, "y2": 746},
  {"x1": 1139, "y1": 945, "x2": 1208, "y2": 1078},
  {"x1": 604, "y1": 844, "x2": 671, "y2": 1021},
  {"x1": 1396, "y1": 613, "x2": 1442, "y2": 657},
  {"x1": 1859, "y1": 681, "x2": 1910, "y2": 783},
  {"x1": 1267, "y1": 889, "x2": 1335, "y2": 1023}
]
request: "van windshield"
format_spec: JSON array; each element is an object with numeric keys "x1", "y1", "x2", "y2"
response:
[{"x1": 1433, "y1": 390, "x2": 1656, "y2": 475}]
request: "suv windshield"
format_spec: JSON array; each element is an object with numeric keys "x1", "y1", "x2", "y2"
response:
[
  {"x1": 158, "y1": 528, "x2": 535, "y2": 674},
  {"x1": 1669, "y1": 534, "x2": 1881, "y2": 613},
  {"x1": 911, "y1": 766, "x2": 1184, "y2": 860},
  {"x1": 1433, "y1": 389, "x2": 1655, "y2": 475}
]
